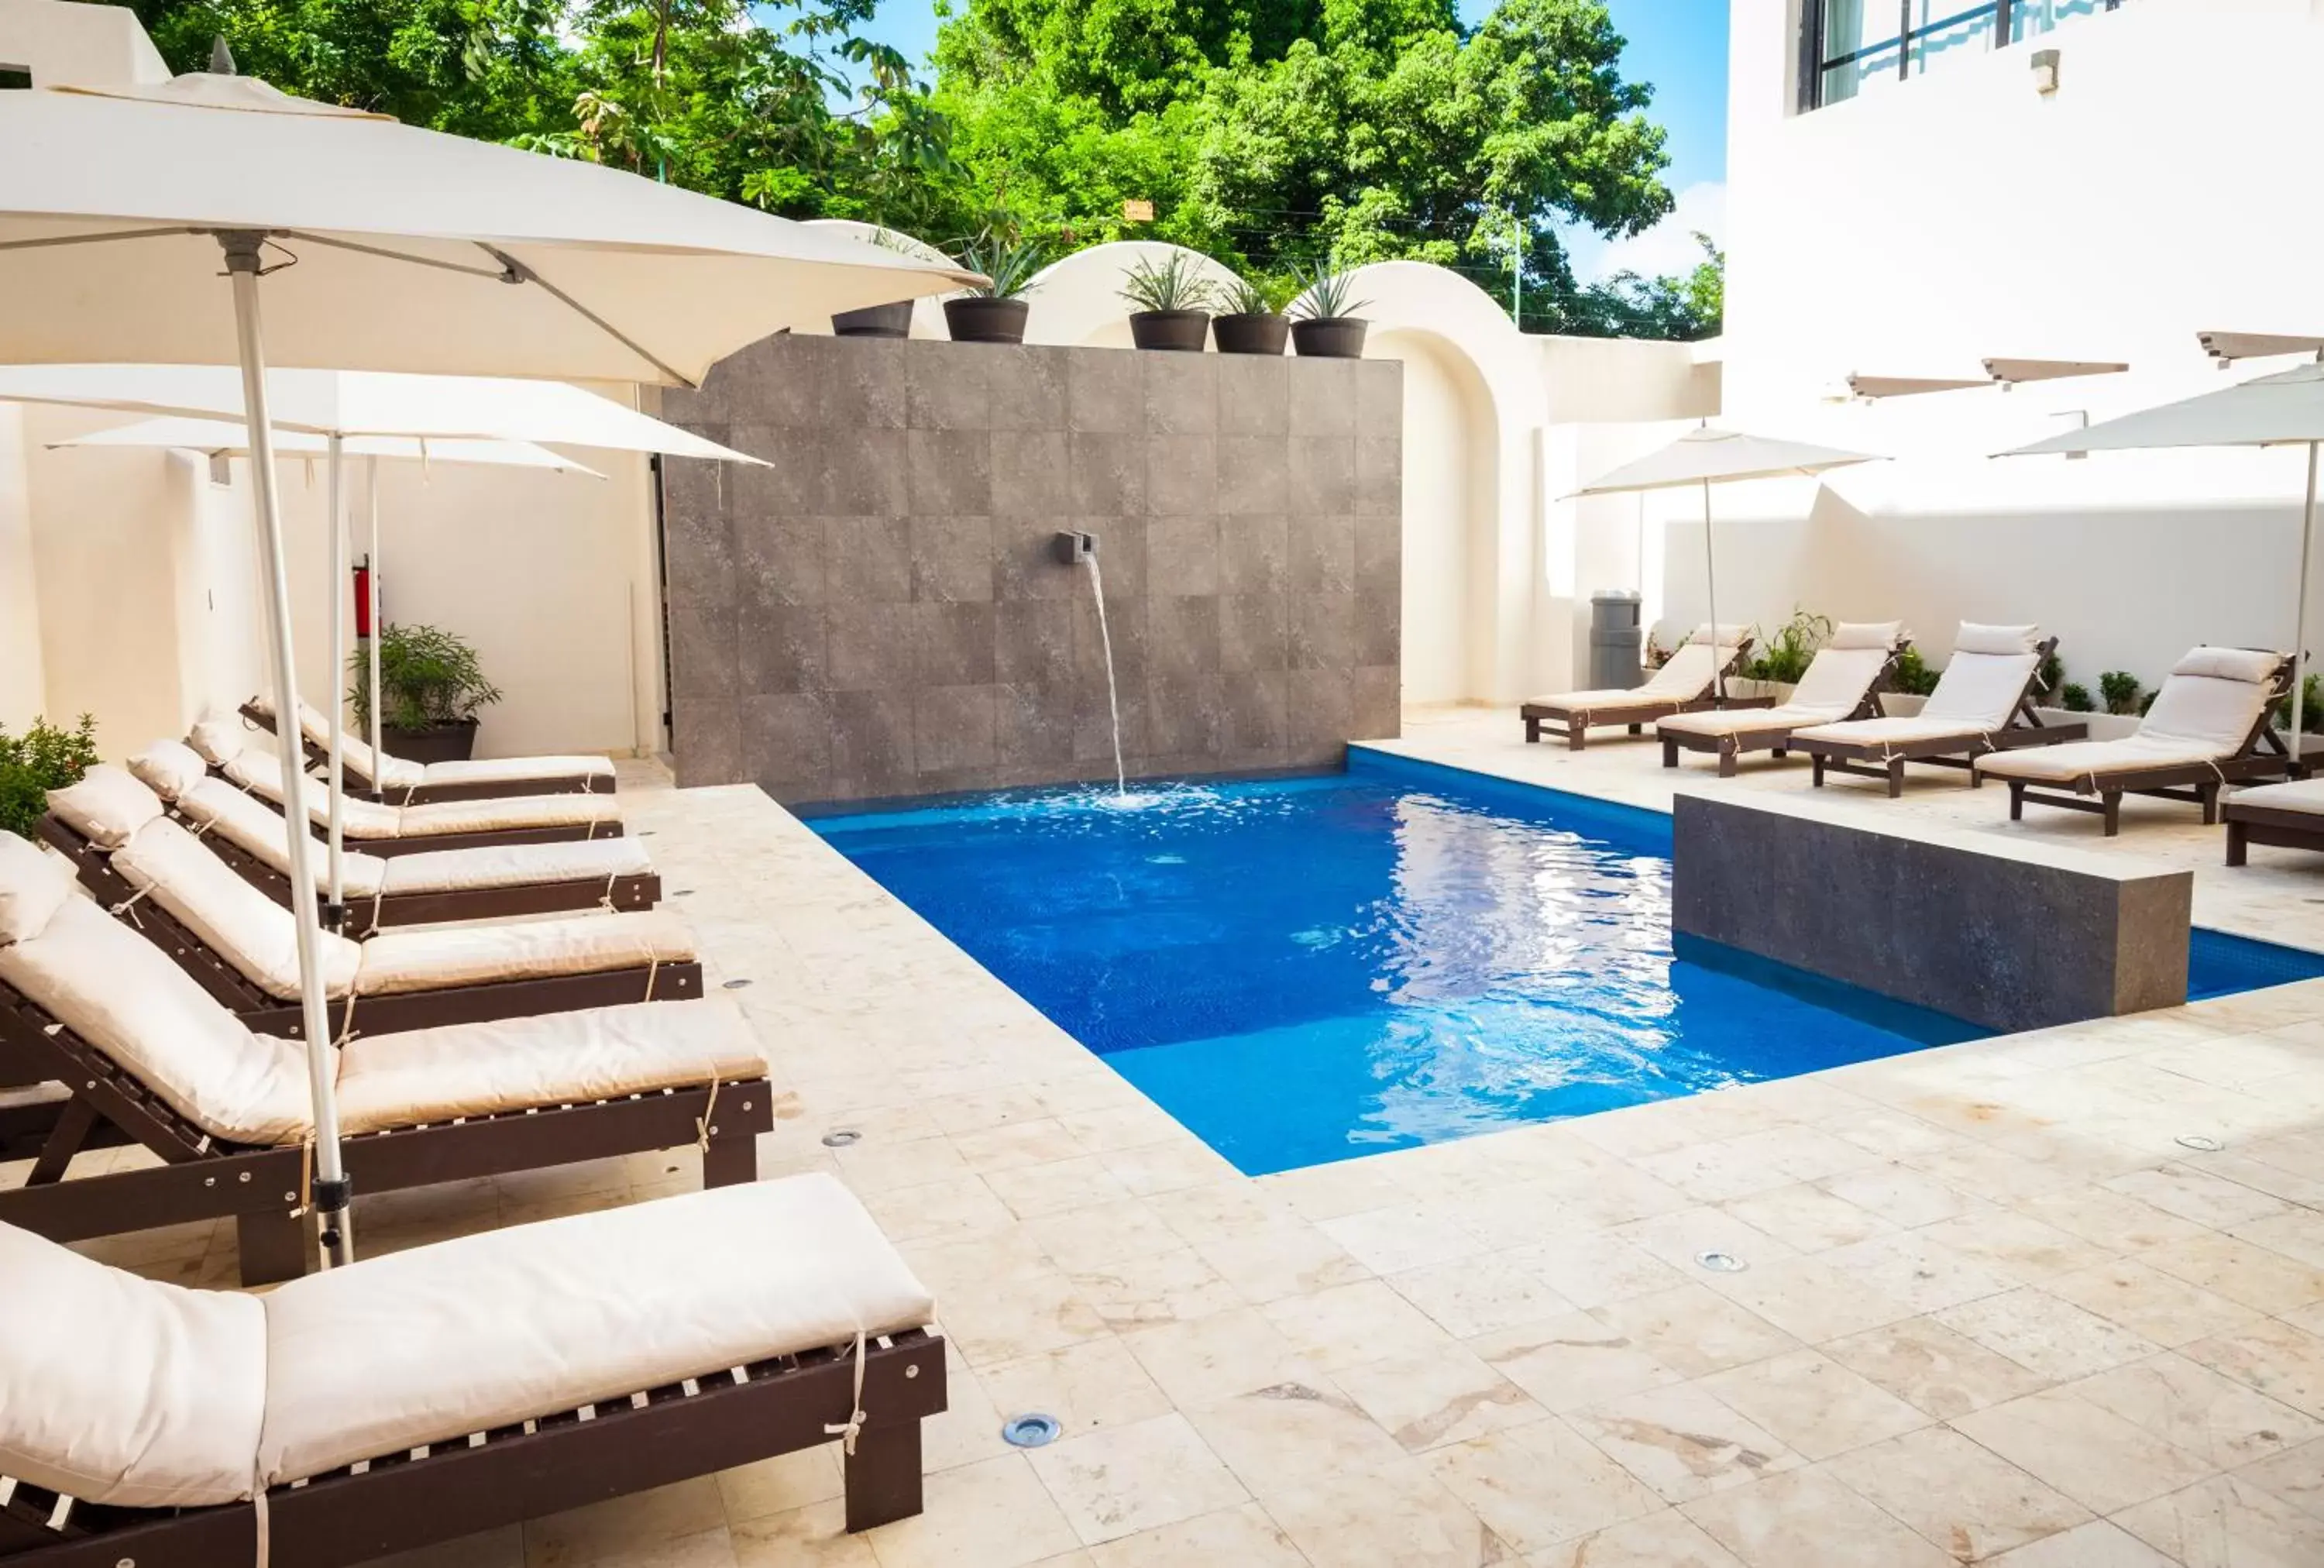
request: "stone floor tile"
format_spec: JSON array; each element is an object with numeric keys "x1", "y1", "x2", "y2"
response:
[
  {"x1": 1694, "y1": 1254, "x2": 1919, "y2": 1343},
  {"x1": 1717, "y1": 1181, "x2": 1893, "y2": 1253},
  {"x1": 930, "y1": 1267, "x2": 1112, "y2": 1367},
  {"x1": 1821, "y1": 1426, "x2": 2091, "y2": 1562},
  {"x1": 1521, "y1": 1233, "x2": 1689, "y2": 1309},
  {"x1": 2114, "y1": 1472, "x2": 2324, "y2": 1566},
  {"x1": 2137, "y1": 1231, "x2": 2324, "y2": 1315},
  {"x1": 862, "y1": 1453, "x2": 1084, "y2": 1568},
  {"x1": 951, "y1": 1118, "x2": 1092, "y2": 1174},
  {"x1": 1695, "y1": 1350, "x2": 1931, "y2": 1460},
  {"x1": 1934, "y1": 1287, "x2": 2164, "y2": 1381},
  {"x1": 2233, "y1": 1434, "x2": 2324, "y2": 1522},
  {"x1": 1387, "y1": 1250, "x2": 1580, "y2": 1338},
  {"x1": 717, "y1": 1447, "x2": 844, "y2": 1526},
  {"x1": 728, "y1": 1504, "x2": 876, "y2": 1568},
  {"x1": 1821, "y1": 1314, "x2": 2054, "y2": 1421},
  {"x1": 1085, "y1": 1502, "x2": 1308, "y2": 1567},
  {"x1": 2019, "y1": 1185, "x2": 2212, "y2": 1252},
  {"x1": 1467, "y1": 1310, "x2": 1686, "y2": 1414},
  {"x1": 1913, "y1": 1210, "x2": 2119, "y2": 1285},
  {"x1": 1182, "y1": 1378, "x2": 1409, "y2": 1493},
  {"x1": 1066, "y1": 1246, "x2": 1244, "y2": 1329},
  {"x1": 1607, "y1": 1205, "x2": 1803, "y2": 1275},
  {"x1": 1951, "y1": 1387, "x2": 2217, "y2": 1515},
  {"x1": 2181, "y1": 1317, "x2": 2324, "y2": 1419},
  {"x1": 1816, "y1": 1162, "x2": 1990, "y2": 1229},
  {"x1": 2064, "y1": 1352, "x2": 2322, "y2": 1470},
  {"x1": 1332, "y1": 1343, "x2": 1546, "y2": 1452},
  {"x1": 1319, "y1": 1201, "x2": 1493, "y2": 1274},
  {"x1": 368, "y1": 1526, "x2": 526, "y2": 1568},
  {"x1": 1587, "y1": 1284, "x2": 1801, "y2": 1379},
  {"x1": 1565, "y1": 1383, "x2": 1803, "y2": 1504},
  {"x1": 1260, "y1": 1278, "x2": 1456, "y2": 1370},
  {"x1": 1679, "y1": 1467, "x2": 1954, "y2": 1568},
  {"x1": 1423, "y1": 1417, "x2": 1666, "y2": 1552},
  {"x1": 1121, "y1": 1306, "x2": 1329, "y2": 1407},
  {"x1": 1021, "y1": 1198, "x2": 1183, "y2": 1274},
  {"x1": 2105, "y1": 1164, "x2": 2294, "y2": 1231},
  {"x1": 1192, "y1": 1223, "x2": 1373, "y2": 1302},
  {"x1": 1523, "y1": 1509, "x2": 1745, "y2": 1568},
  {"x1": 984, "y1": 1156, "x2": 1136, "y2": 1219},
  {"x1": 1815, "y1": 1230, "x2": 2021, "y2": 1315},
  {"x1": 1095, "y1": 1140, "x2": 1237, "y2": 1198},
  {"x1": 2041, "y1": 1259, "x2": 2265, "y2": 1348},
  {"x1": 1263, "y1": 1456, "x2": 1510, "y2": 1568},
  {"x1": 1983, "y1": 1519, "x2": 2178, "y2": 1566},
  {"x1": 977, "y1": 1337, "x2": 1176, "y2": 1441},
  {"x1": 526, "y1": 1479, "x2": 728, "y2": 1568},
  {"x1": 1023, "y1": 1412, "x2": 1250, "y2": 1546}
]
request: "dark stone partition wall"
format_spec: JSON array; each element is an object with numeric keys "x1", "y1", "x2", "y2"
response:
[{"x1": 658, "y1": 335, "x2": 1403, "y2": 803}]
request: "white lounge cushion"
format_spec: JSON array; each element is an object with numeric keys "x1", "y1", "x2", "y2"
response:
[
  {"x1": 1976, "y1": 737, "x2": 2230, "y2": 786},
  {"x1": 1660, "y1": 703, "x2": 1829, "y2": 741},
  {"x1": 1785, "y1": 644, "x2": 1893, "y2": 718},
  {"x1": 1688, "y1": 622, "x2": 1751, "y2": 648},
  {"x1": 353, "y1": 910, "x2": 693, "y2": 997},
  {"x1": 1826, "y1": 621, "x2": 1903, "y2": 652},
  {"x1": 2140, "y1": 669, "x2": 2274, "y2": 753},
  {"x1": 397, "y1": 794, "x2": 621, "y2": 836},
  {"x1": 253, "y1": 696, "x2": 616, "y2": 794},
  {"x1": 187, "y1": 714, "x2": 247, "y2": 766},
  {"x1": 335, "y1": 997, "x2": 763, "y2": 1133},
  {"x1": 0, "y1": 1222, "x2": 266, "y2": 1508},
  {"x1": 1923, "y1": 649, "x2": 2038, "y2": 727},
  {"x1": 0, "y1": 896, "x2": 316, "y2": 1144},
  {"x1": 256, "y1": 1174, "x2": 933, "y2": 1486},
  {"x1": 249, "y1": 696, "x2": 425, "y2": 793},
  {"x1": 111, "y1": 817, "x2": 365, "y2": 1002},
  {"x1": 1954, "y1": 622, "x2": 2040, "y2": 656},
  {"x1": 382, "y1": 835, "x2": 654, "y2": 896},
  {"x1": 46, "y1": 764, "x2": 166, "y2": 850},
  {"x1": 2229, "y1": 779, "x2": 2324, "y2": 817},
  {"x1": 0, "y1": 830, "x2": 77, "y2": 944},
  {"x1": 1528, "y1": 638, "x2": 1744, "y2": 713},
  {"x1": 419, "y1": 754, "x2": 617, "y2": 789},
  {"x1": 1525, "y1": 686, "x2": 1690, "y2": 716},
  {"x1": 1791, "y1": 715, "x2": 2001, "y2": 750},
  {"x1": 176, "y1": 777, "x2": 390, "y2": 899},
  {"x1": 2174, "y1": 646, "x2": 2283, "y2": 684},
  {"x1": 128, "y1": 738, "x2": 212, "y2": 803}
]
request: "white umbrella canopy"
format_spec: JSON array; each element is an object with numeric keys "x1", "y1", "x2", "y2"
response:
[
  {"x1": 1568, "y1": 428, "x2": 1883, "y2": 697},
  {"x1": 48, "y1": 415, "x2": 607, "y2": 473},
  {"x1": 2003, "y1": 359, "x2": 2324, "y2": 761},
  {"x1": 0, "y1": 74, "x2": 981, "y2": 382},
  {"x1": 0, "y1": 364, "x2": 763, "y2": 462}
]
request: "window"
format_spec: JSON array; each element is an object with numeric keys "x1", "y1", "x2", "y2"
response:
[{"x1": 1803, "y1": 0, "x2": 2123, "y2": 110}]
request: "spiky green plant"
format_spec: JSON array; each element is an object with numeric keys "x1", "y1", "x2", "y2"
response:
[{"x1": 1120, "y1": 251, "x2": 1219, "y2": 313}]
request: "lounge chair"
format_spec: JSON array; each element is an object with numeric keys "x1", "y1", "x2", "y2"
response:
[
  {"x1": 242, "y1": 693, "x2": 617, "y2": 802},
  {"x1": 1519, "y1": 624, "x2": 1765, "y2": 748},
  {"x1": 0, "y1": 1176, "x2": 945, "y2": 1556},
  {"x1": 1975, "y1": 646, "x2": 2296, "y2": 835},
  {"x1": 0, "y1": 830, "x2": 768, "y2": 1283},
  {"x1": 2223, "y1": 779, "x2": 2324, "y2": 865},
  {"x1": 190, "y1": 717, "x2": 621, "y2": 857},
  {"x1": 1789, "y1": 624, "x2": 2089, "y2": 796},
  {"x1": 1658, "y1": 621, "x2": 1907, "y2": 776},
  {"x1": 42, "y1": 768, "x2": 700, "y2": 1040},
  {"x1": 129, "y1": 739, "x2": 659, "y2": 935}
]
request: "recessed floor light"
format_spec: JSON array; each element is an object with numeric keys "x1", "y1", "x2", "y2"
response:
[
  {"x1": 2176, "y1": 1133, "x2": 2226, "y2": 1152},
  {"x1": 1002, "y1": 1414, "x2": 1061, "y2": 1448},
  {"x1": 722, "y1": 978, "x2": 752, "y2": 989},
  {"x1": 821, "y1": 1129, "x2": 862, "y2": 1147},
  {"x1": 1695, "y1": 1250, "x2": 1747, "y2": 1274}
]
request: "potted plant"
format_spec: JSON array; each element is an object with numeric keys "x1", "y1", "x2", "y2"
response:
[
  {"x1": 1212, "y1": 275, "x2": 1290, "y2": 356},
  {"x1": 1119, "y1": 251, "x2": 1216, "y2": 352},
  {"x1": 943, "y1": 235, "x2": 1045, "y2": 345},
  {"x1": 0, "y1": 714, "x2": 98, "y2": 837},
  {"x1": 349, "y1": 622, "x2": 502, "y2": 764},
  {"x1": 830, "y1": 228, "x2": 921, "y2": 339},
  {"x1": 1287, "y1": 263, "x2": 1370, "y2": 359}
]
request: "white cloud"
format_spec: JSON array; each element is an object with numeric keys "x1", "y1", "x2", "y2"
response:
[{"x1": 1592, "y1": 181, "x2": 1726, "y2": 282}]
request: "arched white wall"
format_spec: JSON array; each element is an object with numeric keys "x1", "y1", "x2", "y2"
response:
[
  {"x1": 799, "y1": 218, "x2": 961, "y2": 341},
  {"x1": 1372, "y1": 329, "x2": 1496, "y2": 705},
  {"x1": 1019, "y1": 242, "x2": 1248, "y2": 349}
]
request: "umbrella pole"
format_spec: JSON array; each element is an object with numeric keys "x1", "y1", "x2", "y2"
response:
[
  {"x1": 2296, "y1": 440, "x2": 2319, "y2": 776},
  {"x1": 325, "y1": 434, "x2": 347, "y2": 928},
  {"x1": 1702, "y1": 479, "x2": 1723, "y2": 701},
  {"x1": 367, "y1": 458, "x2": 383, "y2": 798},
  {"x1": 221, "y1": 232, "x2": 353, "y2": 1269}
]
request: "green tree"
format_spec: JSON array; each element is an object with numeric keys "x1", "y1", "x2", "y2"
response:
[{"x1": 1550, "y1": 231, "x2": 1723, "y2": 340}]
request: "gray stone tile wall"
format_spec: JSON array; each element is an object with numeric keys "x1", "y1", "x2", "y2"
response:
[{"x1": 659, "y1": 335, "x2": 1403, "y2": 803}]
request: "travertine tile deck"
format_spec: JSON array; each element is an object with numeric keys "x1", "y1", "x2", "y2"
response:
[{"x1": 29, "y1": 714, "x2": 2324, "y2": 1568}]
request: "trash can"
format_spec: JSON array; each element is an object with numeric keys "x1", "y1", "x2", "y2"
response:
[{"x1": 1589, "y1": 590, "x2": 1644, "y2": 690}]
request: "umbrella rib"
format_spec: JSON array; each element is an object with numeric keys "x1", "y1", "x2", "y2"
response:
[
  {"x1": 478, "y1": 245, "x2": 693, "y2": 388},
  {"x1": 279, "y1": 229, "x2": 517, "y2": 282},
  {"x1": 0, "y1": 225, "x2": 204, "y2": 253}
]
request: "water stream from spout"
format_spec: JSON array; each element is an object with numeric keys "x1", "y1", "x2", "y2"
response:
[{"x1": 1083, "y1": 555, "x2": 1127, "y2": 796}]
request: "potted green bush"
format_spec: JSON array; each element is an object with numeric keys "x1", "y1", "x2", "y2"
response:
[
  {"x1": 1120, "y1": 252, "x2": 1216, "y2": 352},
  {"x1": 349, "y1": 622, "x2": 502, "y2": 765},
  {"x1": 1212, "y1": 275, "x2": 1291, "y2": 356},
  {"x1": 1287, "y1": 263, "x2": 1370, "y2": 359},
  {"x1": 0, "y1": 714, "x2": 98, "y2": 837},
  {"x1": 943, "y1": 235, "x2": 1044, "y2": 345}
]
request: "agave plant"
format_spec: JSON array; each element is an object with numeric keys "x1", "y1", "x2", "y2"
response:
[
  {"x1": 1218, "y1": 274, "x2": 1287, "y2": 317},
  {"x1": 1287, "y1": 263, "x2": 1369, "y2": 322},
  {"x1": 1119, "y1": 250, "x2": 1220, "y2": 314},
  {"x1": 953, "y1": 234, "x2": 1047, "y2": 300}
]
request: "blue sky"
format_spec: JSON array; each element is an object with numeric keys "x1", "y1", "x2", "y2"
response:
[{"x1": 836, "y1": 0, "x2": 1729, "y2": 280}]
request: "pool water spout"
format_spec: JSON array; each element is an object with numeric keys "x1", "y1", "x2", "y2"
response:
[{"x1": 1058, "y1": 531, "x2": 1126, "y2": 796}]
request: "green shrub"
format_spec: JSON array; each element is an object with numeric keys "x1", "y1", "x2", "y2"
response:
[
  {"x1": 0, "y1": 714, "x2": 99, "y2": 838},
  {"x1": 2036, "y1": 649, "x2": 2064, "y2": 700},
  {"x1": 1890, "y1": 645, "x2": 1942, "y2": 697},
  {"x1": 349, "y1": 623, "x2": 501, "y2": 732},
  {"x1": 1741, "y1": 610, "x2": 1833, "y2": 685},
  {"x1": 2098, "y1": 670, "x2": 2143, "y2": 716},
  {"x1": 2060, "y1": 682, "x2": 2095, "y2": 713},
  {"x1": 2268, "y1": 672, "x2": 2324, "y2": 733}
]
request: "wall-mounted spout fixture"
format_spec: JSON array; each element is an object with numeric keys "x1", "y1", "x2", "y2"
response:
[{"x1": 1054, "y1": 530, "x2": 1099, "y2": 566}]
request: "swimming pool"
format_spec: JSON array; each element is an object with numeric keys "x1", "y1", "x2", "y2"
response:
[{"x1": 810, "y1": 751, "x2": 2324, "y2": 1175}]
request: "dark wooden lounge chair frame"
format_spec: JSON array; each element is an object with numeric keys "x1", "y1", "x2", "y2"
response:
[
  {"x1": 2223, "y1": 798, "x2": 2324, "y2": 865},
  {"x1": 1661, "y1": 645, "x2": 1907, "y2": 779},
  {"x1": 1521, "y1": 638, "x2": 1765, "y2": 750},
  {"x1": 0, "y1": 1334, "x2": 940, "y2": 1566},
  {"x1": 38, "y1": 817, "x2": 700, "y2": 1040},
  {"x1": 210, "y1": 762, "x2": 621, "y2": 858},
  {"x1": 241, "y1": 700, "x2": 616, "y2": 804},
  {"x1": 185, "y1": 808, "x2": 661, "y2": 937},
  {"x1": 1796, "y1": 637, "x2": 2092, "y2": 798},
  {"x1": 1996, "y1": 653, "x2": 2298, "y2": 837},
  {"x1": 0, "y1": 975, "x2": 769, "y2": 1284}
]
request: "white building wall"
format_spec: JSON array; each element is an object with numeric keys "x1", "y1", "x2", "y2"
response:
[
  {"x1": 1708, "y1": 0, "x2": 2324, "y2": 685},
  {"x1": 0, "y1": 405, "x2": 44, "y2": 731}
]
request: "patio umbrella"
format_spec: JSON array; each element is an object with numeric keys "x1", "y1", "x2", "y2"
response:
[
  {"x1": 48, "y1": 417, "x2": 606, "y2": 916},
  {"x1": 2003, "y1": 360, "x2": 2324, "y2": 762},
  {"x1": 0, "y1": 67, "x2": 971, "y2": 1270},
  {"x1": 1569, "y1": 428, "x2": 1883, "y2": 697}
]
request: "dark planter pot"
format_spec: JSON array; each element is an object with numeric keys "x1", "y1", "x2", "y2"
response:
[
  {"x1": 1128, "y1": 310, "x2": 1211, "y2": 352},
  {"x1": 1291, "y1": 317, "x2": 1369, "y2": 359},
  {"x1": 830, "y1": 301, "x2": 913, "y2": 338},
  {"x1": 1212, "y1": 313, "x2": 1290, "y2": 356},
  {"x1": 382, "y1": 718, "x2": 477, "y2": 764},
  {"x1": 944, "y1": 297, "x2": 1030, "y2": 345}
]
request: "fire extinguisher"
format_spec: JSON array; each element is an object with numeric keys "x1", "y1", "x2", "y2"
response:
[{"x1": 354, "y1": 560, "x2": 374, "y2": 639}]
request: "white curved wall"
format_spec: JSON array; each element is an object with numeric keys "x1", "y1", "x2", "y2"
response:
[
  {"x1": 1019, "y1": 242, "x2": 1248, "y2": 350},
  {"x1": 1372, "y1": 330, "x2": 1496, "y2": 704}
]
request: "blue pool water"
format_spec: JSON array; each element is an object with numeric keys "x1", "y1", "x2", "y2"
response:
[{"x1": 810, "y1": 751, "x2": 2324, "y2": 1175}]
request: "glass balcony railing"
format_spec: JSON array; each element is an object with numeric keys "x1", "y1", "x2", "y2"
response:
[{"x1": 1807, "y1": 0, "x2": 2123, "y2": 109}]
